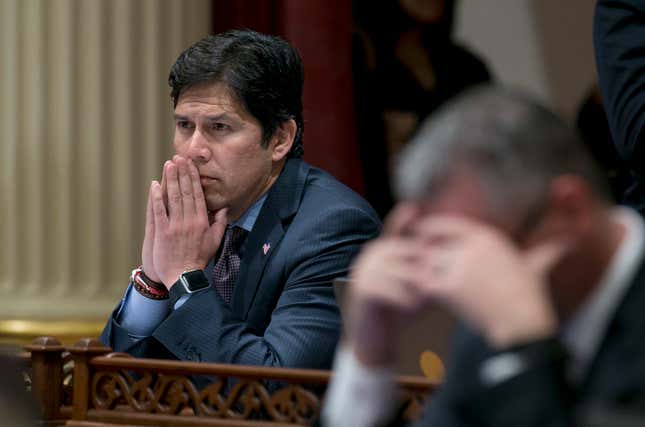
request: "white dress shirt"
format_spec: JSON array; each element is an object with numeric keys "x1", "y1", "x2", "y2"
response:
[{"x1": 561, "y1": 207, "x2": 644, "y2": 381}]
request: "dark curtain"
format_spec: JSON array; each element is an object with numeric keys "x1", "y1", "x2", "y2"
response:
[{"x1": 212, "y1": 0, "x2": 364, "y2": 194}]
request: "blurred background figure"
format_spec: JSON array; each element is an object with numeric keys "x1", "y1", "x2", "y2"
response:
[
  {"x1": 353, "y1": 0, "x2": 491, "y2": 217},
  {"x1": 576, "y1": 84, "x2": 632, "y2": 202},
  {"x1": 595, "y1": 0, "x2": 645, "y2": 215}
]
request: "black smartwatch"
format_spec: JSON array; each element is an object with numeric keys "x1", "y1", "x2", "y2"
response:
[{"x1": 169, "y1": 269, "x2": 210, "y2": 305}]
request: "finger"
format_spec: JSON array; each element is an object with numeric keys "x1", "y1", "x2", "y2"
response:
[
  {"x1": 213, "y1": 208, "x2": 228, "y2": 226},
  {"x1": 385, "y1": 263, "x2": 427, "y2": 290},
  {"x1": 160, "y1": 162, "x2": 169, "y2": 212},
  {"x1": 353, "y1": 238, "x2": 424, "y2": 274},
  {"x1": 145, "y1": 181, "x2": 156, "y2": 239},
  {"x1": 165, "y1": 161, "x2": 182, "y2": 220},
  {"x1": 176, "y1": 157, "x2": 195, "y2": 216},
  {"x1": 354, "y1": 250, "x2": 426, "y2": 281},
  {"x1": 364, "y1": 273, "x2": 428, "y2": 311},
  {"x1": 188, "y1": 159, "x2": 208, "y2": 216},
  {"x1": 383, "y1": 237, "x2": 426, "y2": 262},
  {"x1": 383, "y1": 202, "x2": 421, "y2": 237},
  {"x1": 524, "y1": 238, "x2": 570, "y2": 278},
  {"x1": 414, "y1": 264, "x2": 452, "y2": 304},
  {"x1": 151, "y1": 180, "x2": 169, "y2": 231},
  {"x1": 413, "y1": 241, "x2": 461, "y2": 283},
  {"x1": 351, "y1": 240, "x2": 428, "y2": 296},
  {"x1": 209, "y1": 208, "x2": 228, "y2": 246},
  {"x1": 412, "y1": 215, "x2": 485, "y2": 244}
]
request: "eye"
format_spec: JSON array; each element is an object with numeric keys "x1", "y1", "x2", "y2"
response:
[
  {"x1": 176, "y1": 120, "x2": 194, "y2": 130},
  {"x1": 210, "y1": 122, "x2": 230, "y2": 132}
]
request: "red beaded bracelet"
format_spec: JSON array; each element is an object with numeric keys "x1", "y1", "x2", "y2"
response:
[{"x1": 131, "y1": 268, "x2": 169, "y2": 300}]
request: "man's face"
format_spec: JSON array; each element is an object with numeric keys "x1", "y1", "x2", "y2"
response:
[
  {"x1": 413, "y1": 171, "x2": 506, "y2": 228},
  {"x1": 173, "y1": 82, "x2": 279, "y2": 222},
  {"x1": 411, "y1": 170, "x2": 547, "y2": 245},
  {"x1": 410, "y1": 169, "x2": 604, "y2": 321}
]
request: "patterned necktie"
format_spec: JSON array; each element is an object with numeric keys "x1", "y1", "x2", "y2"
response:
[{"x1": 213, "y1": 226, "x2": 247, "y2": 304}]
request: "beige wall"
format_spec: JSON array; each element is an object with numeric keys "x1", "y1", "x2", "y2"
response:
[
  {"x1": 0, "y1": 0, "x2": 598, "y2": 329},
  {"x1": 456, "y1": 0, "x2": 597, "y2": 121},
  {"x1": 0, "y1": 0, "x2": 211, "y2": 324}
]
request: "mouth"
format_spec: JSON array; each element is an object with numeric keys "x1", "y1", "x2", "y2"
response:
[{"x1": 199, "y1": 175, "x2": 216, "y2": 185}]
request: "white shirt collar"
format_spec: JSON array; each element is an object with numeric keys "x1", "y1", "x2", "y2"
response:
[{"x1": 561, "y1": 207, "x2": 645, "y2": 381}]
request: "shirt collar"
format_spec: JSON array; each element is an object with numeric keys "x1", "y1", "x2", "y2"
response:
[
  {"x1": 561, "y1": 207, "x2": 645, "y2": 381},
  {"x1": 230, "y1": 193, "x2": 267, "y2": 233}
]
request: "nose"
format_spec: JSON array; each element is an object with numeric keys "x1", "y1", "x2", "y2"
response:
[{"x1": 184, "y1": 128, "x2": 211, "y2": 164}]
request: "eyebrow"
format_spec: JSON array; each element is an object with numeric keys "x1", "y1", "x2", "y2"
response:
[
  {"x1": 204, "y1": 114, "x2": 234, "y2": 124},
  {"x1": 173, "y1": 113, "x2": 234, "y2": 122},
  {"x1": 173, "y1": 114, "x2": 190, "y2": 122}
]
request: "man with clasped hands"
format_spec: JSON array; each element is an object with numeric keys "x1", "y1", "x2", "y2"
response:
[{"x1": 100, "y1": 30, "x2": 380, "y2": 369}]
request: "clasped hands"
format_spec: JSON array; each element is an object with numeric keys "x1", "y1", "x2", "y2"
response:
[
  {"x1": 347, "y1": 204, "x2": 566, "y2": 366},
  {"x1": 141, "y1": 156, "x2": 227, "y2": 289}
]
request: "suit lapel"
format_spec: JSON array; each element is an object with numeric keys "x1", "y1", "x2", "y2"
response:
[
  {"x1": 581, "y1": 254, "x2": 645, "y2": 402},
  {"x1": 231, "y1": 158, "x2": 309, "y2": 317}
]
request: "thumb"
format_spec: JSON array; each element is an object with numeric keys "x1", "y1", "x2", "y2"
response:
[
  {"x1": 524, "y1": 238, "x2": 570, "y2": 278},
  {"x1": 383, "y1": 202, "x2": 420, "y2": 237},
  {"x1": 209, "y1": 208, "x2": 228, "y2": 243}
]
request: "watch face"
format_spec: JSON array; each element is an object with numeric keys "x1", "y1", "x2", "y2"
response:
[{"x1": 180, "y1": 270, "x2": 210, "y2": 293}]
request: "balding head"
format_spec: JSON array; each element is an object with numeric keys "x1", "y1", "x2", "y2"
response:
[{"x1": 394, "y1": 86, "x2": 610, "y2": 225}]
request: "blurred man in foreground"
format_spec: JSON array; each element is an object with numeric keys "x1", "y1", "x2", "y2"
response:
[{"x1": 323, "y1": 87, "x2": 645, "y2": 426}]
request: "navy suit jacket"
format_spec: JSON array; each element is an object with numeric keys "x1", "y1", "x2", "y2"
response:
[{"x1": 100, "y1": 158, "x2": 381, "y2": 369}]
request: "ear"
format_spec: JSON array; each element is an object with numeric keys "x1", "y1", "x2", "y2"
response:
[
  {"x1": 269, "y1": 119, "x2": 297, "y2": 162},
  {"x1": 541, "y1": 175, "x2": 597, "y2": 240}
]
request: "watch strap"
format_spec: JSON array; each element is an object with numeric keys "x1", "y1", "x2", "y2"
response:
[
  {"x1": 169, "y1": 278, "x2": 188, "y2": 306},
  {"x1": 168, "y1": 269, "x2": 210, "y2": 307}
]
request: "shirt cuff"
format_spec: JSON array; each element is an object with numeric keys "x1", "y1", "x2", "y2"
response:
[
  {"x1": 117, "y1": 284, "x2": 172, "y2": 337},
  {"x1": 322, "y1": 345, "x2": 397, "y2": 427},
  {"x1": 479, "y1": 336, "x2": 566, "y2": 387},
  {"x1": 174, "y1": 293, "x2": 190, "y2": 310}
]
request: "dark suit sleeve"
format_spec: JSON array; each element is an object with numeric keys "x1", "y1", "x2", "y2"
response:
[
  {"x1": 417, "y1": 329, "x2": 573, "y2": 427},
  {"x1": 100, "y1": 305, "x2": 178, "y2": 360},
  {"x1": 594, "y1": 0, "x2": 645, "y2": 172},
  {"x1": 105, "y1": 205, "x2": 380, "y2": 369}
]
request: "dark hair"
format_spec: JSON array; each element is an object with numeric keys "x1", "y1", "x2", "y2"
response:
[{"x1": 168, "y1": 29, "x2": 304, "y2": 158}]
